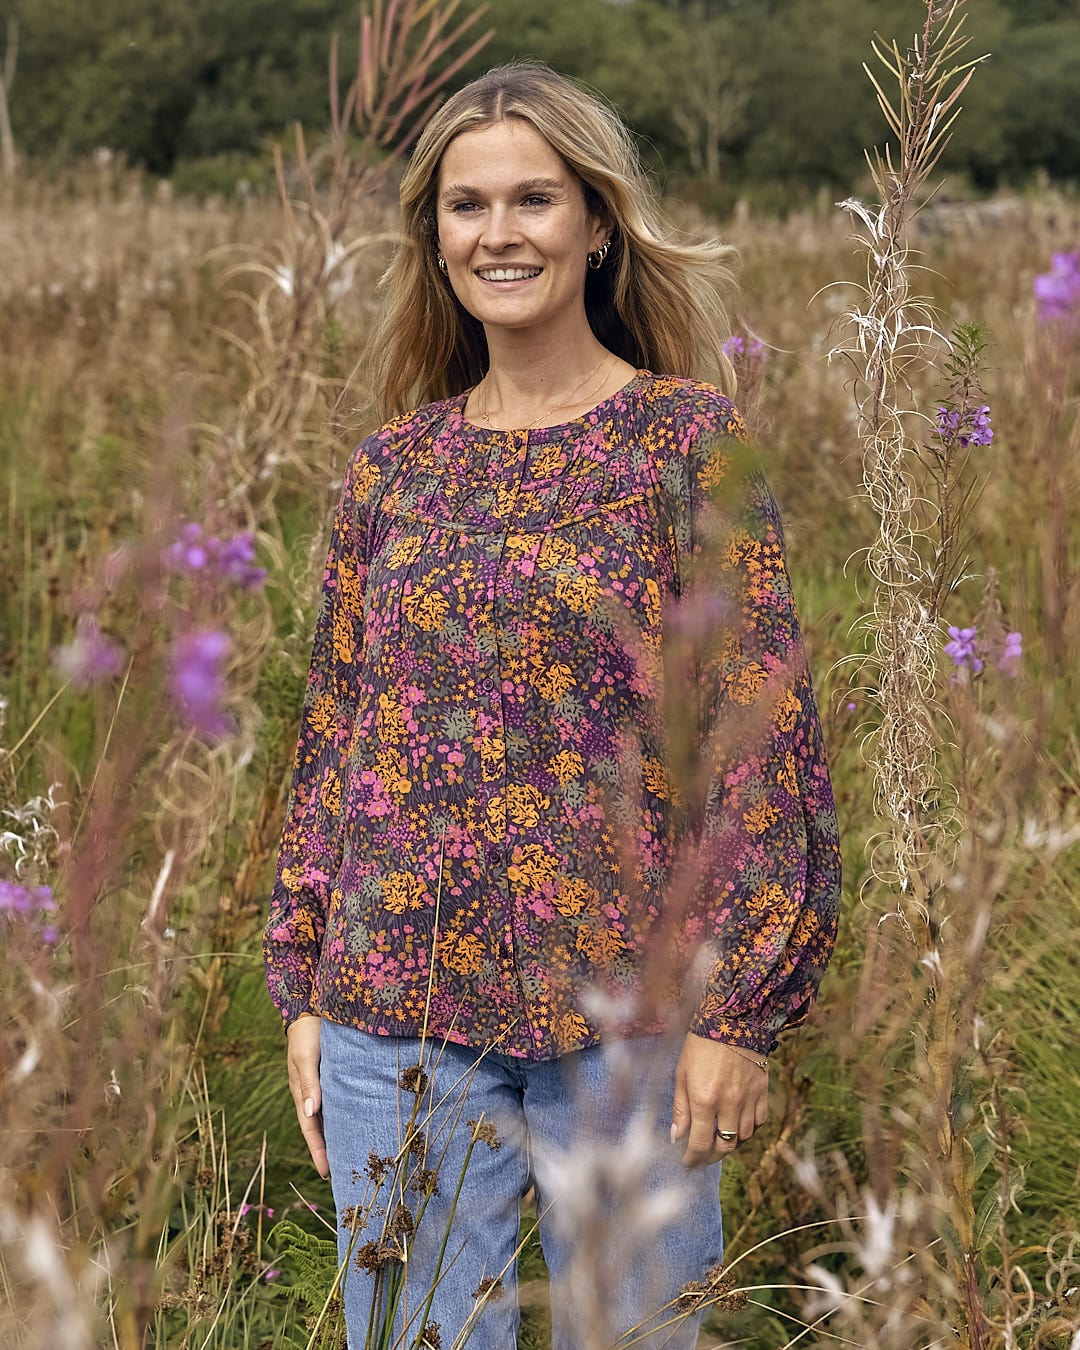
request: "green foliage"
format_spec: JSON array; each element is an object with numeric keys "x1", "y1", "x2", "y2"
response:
[
  {"x1": 269, "y1": 1219, "x2": 348, "y2": 1349},
  {"x1": 6, "y1": 0, "x2": 1080, "y2": 191},
  {"x1": 169, "y1": 153, "x2": 277, "y2": 199},
  {"x1": 8, "y1": 0, "x2": 356, "y2": 173},
  {"x1": 250, "y1": 647, "x2": 306, "y2": 785}
]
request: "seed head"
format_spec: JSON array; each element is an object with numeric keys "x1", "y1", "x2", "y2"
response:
[
  {"x1": 410, "y1": 1166, "x2": 440, "y2": 1198},
  {"x1": 471, "y1": 1275, "x2": 505, "y2": 1302},
  {"x1": 339, "y1": 1205, "x2": 367, "y2": 1234},
  {"x1": 353, "y1": 1240, "x2": 397, "y2": 1274},
  {"x1": 467, "y1": 1119, "x2": 501, "y2": 1150},
  {"x1": 399, "y1": 1064, "x2": 429, "y2": 1094},
  {"x1": 365, "y1": 1151, "x2": 394, "y2": 1183}
]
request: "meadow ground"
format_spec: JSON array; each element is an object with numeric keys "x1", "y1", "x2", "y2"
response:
[{"x1": 1, "y1": 164, "x2": 1078, "y2": 1347}]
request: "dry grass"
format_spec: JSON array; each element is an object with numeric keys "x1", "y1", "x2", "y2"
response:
[{"x1": 1, "y1": 31, "x2": 1079, "y2": 1346}]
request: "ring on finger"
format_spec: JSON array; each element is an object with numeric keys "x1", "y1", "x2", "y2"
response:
[{"x1": 715, "y1": 1128, "x2": 738, "y2": 1142}]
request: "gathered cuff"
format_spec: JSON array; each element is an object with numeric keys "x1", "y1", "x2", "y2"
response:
[
  {"x1": 265, "y1": 965, "x2": 319, "y2": 1034},
  {"x1": 687, "y1": 1006, "x2": 778, "y2": 1057}
]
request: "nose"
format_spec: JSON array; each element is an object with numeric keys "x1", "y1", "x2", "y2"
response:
[{"x1": 479, "y1": 204, "x2": 522, "y2": 253}]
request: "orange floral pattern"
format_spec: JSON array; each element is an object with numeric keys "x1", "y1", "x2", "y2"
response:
[{"x1": 263, "y1": 373, "x2": 841, "y2": 1058}]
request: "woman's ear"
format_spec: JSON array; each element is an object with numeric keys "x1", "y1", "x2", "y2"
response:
[
  {"x1": 590, "y1": 217, "x2": 612, "y2": 251},
  {"x1": 583, "y1": 185, "x2": 613, "y2": 250}
]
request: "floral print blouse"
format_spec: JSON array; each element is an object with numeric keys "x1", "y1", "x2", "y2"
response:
[{"x1": 263, "y1": 372, "x2": 841, "y2": 1059}]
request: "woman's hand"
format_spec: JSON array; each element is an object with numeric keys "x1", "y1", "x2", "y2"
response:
[
  {"x1": 671, "y1": 1032, "x2": 769, "y2": 1167},
  {"x1": 286, "y1": 1014, "x2": 329, "y2": 1179}
]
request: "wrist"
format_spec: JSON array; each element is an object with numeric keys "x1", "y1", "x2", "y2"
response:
[{"x1": 721, "y1": 1042, "x2": 769, "y2": 1071}]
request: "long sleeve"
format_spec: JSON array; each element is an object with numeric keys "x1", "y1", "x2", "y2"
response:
[
  {"x1": 263, "y1": 451, "x2": 370, "y2": 1028},
  {"x1": 673, "y1": 417, "x2": 842, "y2": 1056}
]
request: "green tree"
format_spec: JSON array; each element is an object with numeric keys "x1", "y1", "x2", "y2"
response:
[
  {"x1": 8, "y1": 0, "x2": 354, "y2": 171},
  {"x1": 5, "y1": 0, "x2": 1079, "y2": 191},
  {"x1": 11, "y1": 0, "x2": 201, "y2": 170},
  {"x1": 659, "y1": 0, "x2": 759, "y2": 181}
]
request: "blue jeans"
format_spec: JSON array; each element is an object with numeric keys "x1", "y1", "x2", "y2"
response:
[{"x1": 320, "y1": 1020, "x2": 724, "y2": 1349}]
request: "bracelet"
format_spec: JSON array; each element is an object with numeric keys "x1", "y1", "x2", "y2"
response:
[{"x1": 727, "y1": 1044, "x2": 769, "y2": 1071}]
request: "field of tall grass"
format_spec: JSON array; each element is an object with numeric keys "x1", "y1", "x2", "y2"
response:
[{"x1": 1, "y1": 7, "x2": 1079, "y2": 1347}]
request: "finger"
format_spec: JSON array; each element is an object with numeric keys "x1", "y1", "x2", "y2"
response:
[
  {"x1": 287, "y1": 1055, "x2": 323, "y2": 1117},
  {"x1": 287, "y1": 1048, "x2": 328, "y2": 1178},
  {"x1": 711, "y1": 1122, "x2": 741, "y2": 1157},
  {"x1": 670, "y1": 1058, "x2": 691, "y2": 1143},
  {"x1": 288, "y1": 1067, "x2": 329, "y2": 1178},
  {"x1": 299, "y1": 1107, "x2": 330, "y2": 1180},
  {"x1": 738, "y1": 1102, "x2": 757, "y2": 1142},
  {"x1": 683, "y1": 1098, "x2": 728, "y2": 1167},
  {"x1": 754, "y1": 1092, "x2": 769, "y2": 1130}
]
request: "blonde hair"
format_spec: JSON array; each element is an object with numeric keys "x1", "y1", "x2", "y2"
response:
[{"x1": 367, "y1": 61, "x2": 737, "y2": 421}]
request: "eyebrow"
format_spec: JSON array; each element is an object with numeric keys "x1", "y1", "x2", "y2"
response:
[{"x1": 439, "y1": 176, "x2": 566, "y2": 201}]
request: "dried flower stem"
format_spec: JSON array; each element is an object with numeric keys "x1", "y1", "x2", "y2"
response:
[{"x1": 834, "y1": 0, "x2": 985, "y2": 940}]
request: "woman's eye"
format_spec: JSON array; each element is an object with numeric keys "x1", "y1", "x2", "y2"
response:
[
  {"x1": 522, "y1": 195, "x2": 551, "y2": 207},
  {"x1": 449, "y1": 201, "x2": 480, "y2": 214}
]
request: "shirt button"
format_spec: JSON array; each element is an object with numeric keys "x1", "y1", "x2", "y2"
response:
[
  {"x1": 479, "y1": 675, "x2": 496, "y2": 694},
  {"x1": 485, "y1": 846, "x2": 504, "y2": 867}
]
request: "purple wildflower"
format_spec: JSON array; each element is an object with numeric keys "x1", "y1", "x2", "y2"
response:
[
  {"x1": 165, "y1": 523, "x2": 266, "y2": 591},
  {"x1": 996, "y1": 630, "x2": 1022, "y2": 678},
  {"x1": 935, "y1": 403, "x2": 994, "y2": 450},
  {"x1": 239, "y1": 1202, "x2": 252, "y2": 1218},
  {"x1": 944, "y1": 625, "x2": 984, "y2": 675},
  {"x1": 263, "y1": 1269, "x2": 281, "y2": 1282},
  {"x1": 0, "y1": 881, "x2": 58, "y2": 942},
  {"x1": 845, "y1": 701, "x2": 857, "y2": 711},
  {"x1": 215, "y1": 532, "x2": 268, "y2": 590},
  {"x1": 665, "y1": 589, "x2": 734, "y2": 641},
  {"x1": 1034, "y1": 250, "x2": 1080, "y2": 326},
  {"x1": 170, "y1": 629, "x2": 232, "y2": 738},
  {"x1": 53, "y1": 615, "x2": 125, "y2": 689},
  {"x1": 165, "y1": 522, "x2": 209, "y2": 572},
  {"x1": 0, "y1": 880, "x2": 35, "y2": 913},
  {"x1": 722, "y1": 333, "x2": 767, "y2": 363},
  {"x1": 944, "y1": 623, "x2": 1023, "y2": 681},
  {"x1": 969, "y1": 405, "x2": 993, "y2": 446}
]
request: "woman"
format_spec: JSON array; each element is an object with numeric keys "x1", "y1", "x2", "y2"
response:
[{"x1": 264, "y1": 61, "x2": 841, "y2": 1349}]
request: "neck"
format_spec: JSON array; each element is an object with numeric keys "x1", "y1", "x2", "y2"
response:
[{"x1": 477, "y1": 313, "x2": 614, "y2": 419}]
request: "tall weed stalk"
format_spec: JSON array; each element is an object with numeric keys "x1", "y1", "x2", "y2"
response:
[{"x1": 793, "y1": 3, "x2": 1080, "y2": 1346}]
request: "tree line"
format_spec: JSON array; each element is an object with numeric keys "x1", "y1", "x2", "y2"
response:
[{"x1": 3, "y1": 0, "x2": 1078, "y2": 198}]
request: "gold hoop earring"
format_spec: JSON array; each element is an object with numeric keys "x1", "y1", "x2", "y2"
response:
[
  {"x1": 587, "y1": 239, "x2": 611, "y2": 270},
  {"x1": 437, "y1": 254, "x2": 448, "y2": 274}
]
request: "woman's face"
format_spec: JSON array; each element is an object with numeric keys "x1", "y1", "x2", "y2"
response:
[{"x1": 435, "y1": 117, "x2": 608, "y2": 340}]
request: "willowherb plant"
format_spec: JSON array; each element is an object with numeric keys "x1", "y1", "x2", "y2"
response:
[
  {"x1": 830, "y1": 0, "x2": 985, "y2": 932},
  {"x1": 1033, "y1": 250, "x2": 1080, "y2": 328},
  {"x1": 799, "y1": 3, "x2": 1080, "y2": 1347}
]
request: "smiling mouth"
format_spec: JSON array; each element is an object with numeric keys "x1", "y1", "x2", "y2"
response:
[{"x1": 475, "y1": 266, "x2": 543, "y2": 281}]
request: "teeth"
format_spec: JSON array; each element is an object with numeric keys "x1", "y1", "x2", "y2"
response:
[{"x1": 478, "y1": 267, "x2": 542, "y2": 281}]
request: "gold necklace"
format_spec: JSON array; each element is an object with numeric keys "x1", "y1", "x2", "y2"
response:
[{"x1": 471, "y1": 352, "x2": 615, "y2": 431}]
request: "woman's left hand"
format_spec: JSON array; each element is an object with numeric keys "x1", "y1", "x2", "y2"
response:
[{"x1": 671, "y1": 1032, "x2": 769, "y2": 1167}]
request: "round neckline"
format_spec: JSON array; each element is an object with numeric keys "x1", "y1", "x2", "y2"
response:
[{"x1": 454, "y1": 370, "x2": 650, "y2": 441}]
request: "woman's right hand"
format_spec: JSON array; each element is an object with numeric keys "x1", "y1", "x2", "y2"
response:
[{"x1": 286, "y1": 1014, "x2": 329, "y2": 1178}]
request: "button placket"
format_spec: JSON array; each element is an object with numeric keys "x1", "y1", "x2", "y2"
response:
[{"x1": 487, "y1": 429, "x2": 540, "y2": 1041}]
